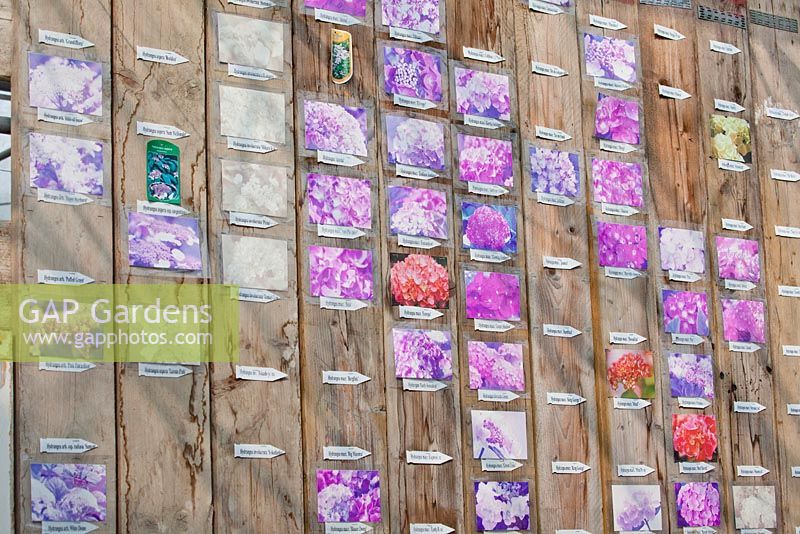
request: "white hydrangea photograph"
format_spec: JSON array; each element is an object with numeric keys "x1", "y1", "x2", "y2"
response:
[
  {"x1": 222, "y1": 235, "x2": 289, "y2": 291},
  {"x1": 219, "y1": 85, "x2": 285, "y2": 144},
  {"x1": 29, "y1": 132, "x2": 104, "y2": 196},
  {"x1": 221, "y1": 160, "x2": 289, "y2": 218},
  {"x1": 217, "y1": 13, "x2": 284, "y2": 73}
]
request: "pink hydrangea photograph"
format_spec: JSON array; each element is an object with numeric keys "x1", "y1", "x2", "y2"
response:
[
  {"x1": 305, "y1": 0, "x2": 367, "y2": 17},
  {"x1": 732, "y1": 486, "x2": 776, "y2": 529},
  {"x1": 668, "y1": 353, "x2": 714, "y2": 399},
  {"x1": 596, "y1": 221, "x2": 648, "y2": 270},
  {"x1": 594, "y1": 94, "x2": 640, "y2": 145},
  {"x1": 389, "y1": 253, "x2": 449, "y2": 308},
  {"x1": 382, "y1": 0, "x2": 441, "y2": 34},
  {"x1": 721, "y1": 298, "x2": 765, "y2": 343},
  {"x1": 392, "y1": 328, "x2": 452, "y2": 380},
  {"x1": 29, "y1": 132, "x2": 104, "y2": 196},
  {"x1": 715, "y1": 236, "x2": 760, "y2": 283},
  {"x1": 304, "y1": 100, "x2": 368, "y2": 157},
  {"x1": 383, "y1": 46, "x2": 443, "y2": 102},
  {"x1": 591, "y1": 158, "x2": 643, "y2": 207},
  {"x1": 308, "y1": 245, "x2": 374, "y2": 300},
  {"x1": 662, "y1": 290, "x2": 710, "y2": 336},
  {"x1": 307, "y1": 173, "x2": 372, "y2": 229},
  {"x1": 127, "y1": 212, "x2": 202, "y2": 271},
  {"x1": 386, "y1": 115, "x2": 445, "y2": 170},
  {"x1": 28, "y1": 52, "x2": 103, "y2": 116},
  {"x1": 387, "y1": 185, "x2": 448, "y2": 239},
  {"x1": 472, "y1": 410, "x2": 527, "y2": 460},
  {"x1": 468, "y1": 341, "x2": 525, "y2": 391},
  {"x1": 454, "y1": 67, "x2": 511, "y2": 121},
  {"x1": 461, "y1": 201, "x2": 517, "y2": 254},
  {"x1": 673, "y1": 414, "x2": 717, "y2": 462},
  {"x1": 31, "y1": 463, "x2": 106, "y2": 522},
  {"x1": 464, "y1": 270, "x2": 521, "y2": 321},
  {"x1": 611, "y1": 485, "x2": 662, "y2": 532},
  {"x1": 316, "y1": 469, "x2": 381, "y2": 523},
  {"x1": 583, "y1": 34, "x2": 637, "y2": 83},
  {"x1": 606, "y1": 349, "x2": 655, "y2": 399},
  {"x1": 675, "y1": 482, "x2": 721, "y2": 527},
  {"x1": 529, "y1": 146, "x2": 581, "y2": 197},
  {"x1": 659, "y1": 227, "x2": 705, "y2": 274},
  {"x1": 457, "y1": 134, "x2": 514, "y2": 187},
  {"x1": 474, "y1": 481, "x2": 530, "y2": 532}
]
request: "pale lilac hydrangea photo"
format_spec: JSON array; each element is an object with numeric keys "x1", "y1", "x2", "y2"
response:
[
  {"x1": 529, "y1": 147, "x2": 580, "y2": 197},
  {"x1": 468, "y1": 341, "x2": 525, "y2": 391},
  {"x1": 464, "y1": 270, "x2": 521, "y2": 321},
  {"x1": 316, "y1": 470, "x2": 381, "y2": 523},
  {"x1": 472, "y1": 410, "x2": 527, "y2": 460},
  {"x1": 29, "y1": 132, "x2": 104, "y2": 196},
  {"x1": 591, "y1": 158, "x2": 643, "y2": 207},
  {"x1": 382, "y1": 0, "x2": 441, "y2": 34},
  {"x1": 304, "y1": 100, "x2": 368, "y2": 157},
  {"x1": 307, "y1": 173, "x2": 372, "y2": 229},
  {"x1": 716, "y1": 236, "x2": 760, "y2": 283},
  {"x1": 474, "y1": 481, "x2": 530, "y2": 532},
  {"x1": 386, "y1": 115, "x2": 445, "y2": 170},
  {"x1": 127, "y1": 212, "x2": 202, "y2": 271},
  {"x1": 668, "y1": 353, "x2": 714, "y2": 399},
  {"x1": 611, "y1": 485, "x2": 662, "y2": 532},
  {"x1": 659, "y1": 227, "x2": 705, "y2": 274},
  {"x1": 461, "y1": 201, "x2": 517, "y2": 254},
  {"x1": 305, "y1": 0, "x2": 367, "y2": 17},
  {"x1": 721, "y1": 298, "x2": 765, "y2": 343},
  {"x1": 387, "y1": 185, "x2": 448, "y2": 239},
  {"x1": 584, "y1": 34, "x2": 637, "y2": 83},
  {"x1": 221, "y1": 160, "x2": 289, "y2": 218},
  {"x1": 392, "y1": 328, "x2": 452, "y2": 380},
  {"x1": 595, "y1": 94, "x2": 640, "y2": 145},
  {"x1": 597, "y1": 221, "x2": 647, "y2": 270},
  {"x1": 458, "y1": 134, "x2": 514, "y2": 187},
  {"x1": 662, "y1": 290, "x2": 709, "y2": 336},
  {"x1": 733, "y1": 486, "x2": 776, "y2": 529},
  {"x1": 675, "y1": 482, "x2": 721, "y2": 527},
  {"x1": 454, "y1": 67, "x2": 511, "y2": 121},
  {"x1": 308, "y1": 245, "x2": 374, "y2": 300},
  {"x1": 31, "y1": 463, "x2": 106, "y2": 522},
  {"x1": 383, "y1": 47, "x2": 443, "y2": 102},
  {"x1": 28, "y1": 52, "x2": 103, "y2": 116}
]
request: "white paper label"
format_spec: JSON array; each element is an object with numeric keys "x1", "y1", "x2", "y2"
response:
[
  {"x1": 547, "y1": 392, "x2": 586, "y2": 406},
  {"x1": 228, "y1": 0, "x2": 276, "y2": 7},
  {"x1": 771, "y1": 169, "x2": 800, "y2": 182},
  {"x1": 543, "y1": 324, "x2": 582, "y2": 338},
  {"x1": 556, "y1": 531, "x2": 592, "y2": 534},
  {"x1": 788, "y1": 404, "x2": 800, "y2": 416},
  {"x1": 314, "y1": 8, "x2": 359, "y2": 25},
  {"x1": 794, "y1": 467, "x2": 800, "y2": 478},
  {"x1": 609, "y1": 332, "x2": 646, "y2": 345},
  {"x1": 532, "y1": 61, "x2": 567, "y2": 77},
  {"x1": 552, "y1": 461, "x2": 591, "y2": 474},
  {"x1": 658, "y1": 84, "x2": 691, "y2": 100},
  {"x1": 39, "y1": 361, "x2": 96, "y2": 373},
  {"x1": 392, "y1": 94, "x2": 437, "y2": 111},
  {"x1": 389, "y1": 27, "x2": 434, "y2": 44},
  {"x1": 234, "y1": 443, "x2": 285, "y2": 459},
  {"x1": 42, "y1": 523, "x2": 98, "y2": 534},
  {"x1": 536, "y1": 192, "x2": 574, "y2": 206},
  {"x1": 319, "y1": 296, "x2": 368, "y2": 311},
  {"x1": 718, "y1": 159, "x2": 750, "y2": 172},
  {"x1": 136, "y1": 121, "x2": 189, "y2": 139},
  {"x1": 737, "y1": 465, "x2": 769, "y2": 477},
  {"x1": 462, "y1": 47, "x2": 505, "y2": 63},
  {"x1": 228, "y1": 136, "x2": 276, "y2": 154},
  {"x1": 709, "y1": 40, "x2": 741, "y2": 55},
  {"x1": 654, "y1": 24, "x2": 685, "y2": 40},
  {"x1": 725, "y1": 279, "x2": 756, "y2": 291},
  {"x1": 714, "y1": 98, "x2": 745, "y2": 113},
  {"x1": 614, "y1": 398, "x2": 651, "y2": 410},
  {"x1": 403, "y1": 379, "x2": 447, "y2": 392},
  {"x1": 722, "y1": 218, "x2": 752, "y2": 232},
  {"x1": 39, "y1": 29, "x2": 94, "y2": 49},
  {"x1": 783, "y1": 345, "x2": 800, "y2": 357},
  {"x1": 683, "y1": 527, "x2": 716, "y2": 534},
  {"x1": 317, "y1": 224, "x2": 365, "y2": 239},
  {"x1": 604, "y1": 267, "x2": 642, "y2": 279},
  {"x1": 766, "y1": 106, "x2": 800, "y2": 121},
  {"x1": 323, "y1": 446, "x2": 371, "y2": 461},
  {"x1": 679, "y1": 462, "x2": 714, "y2": 474},
  {"x1": 594, "y1": 77, "x2": 633, "y2": 92},
  {"x1": 617, "y1": 464, "x2": 655, "y2": 477},
  {"x1": 398, "y1": 306, "x2": 444, "y2": 320},
  {"x1": 678, "y1": 397, "x2": 711, "y2": 409},
  {"x1": 324, "y1": 524, "x2": 373, "y2": 534},
  {"x1": 529, "y1": 0, "x2": 563, "y2": 14},
  {"x1": 478, "y1": 389, "x2": 520, "y2": 402},
  {"x1": 589, "y1": 14, "x2": 627, "y2": 30},
  {"x1": 481, "y1": 458, "x2": 523, "y2": 472},
  {"x1": 317, "y1": 150, "x2": 364, "y2": 167},
  {"x1": 470, "y1": 249, "x2": 511, "y2": 263},
  {"x1": 138, "y1": 363, "x2": 192, "y2": 378},
  {"x1": 475, "y1": 319, "x2": 514, "y2": 332},
  {"x1": 779, "y1": 285, "x2": 800, "y2": 298},
  {"x1": 323, "y1": 370, "x2": 371, "y2": 385},
  {"x1": 729, "y1": 341, "x2": 760, "y2": 353},
  {"x1": 229, "y1": 211, "x2": 278, "y2": 229},
  {"x1": 40, "y1": 438, "x2": 98, "y2": 454},
  {"x1": 734, "y1": 401, "x2": 766, "y2": 413},
  {"x1": 37, "y1": 269, "x2": 94, "y2": 285},
  {"x1": 535, "y1": 125, "x2": 572, "y2": 141},
  {"x1": 37, "y1": 107, "x2": 94, "y2": 126},
  {"x1": 672, "y1": 333, "x2": 704, "y2": 346},
  {"x1": 396, "y1": 163, "x2": 438, "y2": 180},
  {"x1": 137, "y1": 46, "x2": 188, "y2": 65},
  {"x1": 776, "y1": 225, "x2": 800, "y2": 238},
  {"x1": 468, "y1": 182, "x2": 508, "y2": 197},
  {"x1": 37, "y1": 188, "x2": 92, "y2": 205},
  {"x1": 406, "y1": 450, "x2": 452, "y2": 465},
  {"x1": 601, "y1": 203, "x2": 639, "y2": 217},
  {"x1": 543, "y1": 256, "x2": 581, "y2": 270},
  {"x1": 464, "y1": 114, "x2": 504, "y2": 129},
  {"x1": 599, "y1": 140, "x2": 636, "y2": 154},
  {"x1": 669, "y1": 270, "x2": 701, "y2": 283},
  {"x1": 409, "y1": 524, "x2": 455, "y2": 534},
  {"x1": 235, "y1": 365, "x2": 287, "y2": 382},
  {"x1": 739, "y1": 530, "x2": 772, "y2": 534},
  {"x1": 137, "y1": 200, "x2": 189, "y2": 217},
  {"x1": 236, "y1": 287, "x2": 280, "y2": 304},
  {"x1": 228, "y1": 63, "x2": 277, "y2": 81},
  {"x1": 397, "y1": 234, "x2": 439, "y2": 249}
]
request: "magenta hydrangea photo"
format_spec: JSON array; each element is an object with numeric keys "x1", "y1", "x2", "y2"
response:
[
  {"x1": 307, "y1": 173, "x2": 372, "y2": 229},
  {"x1": 381, "y1": 0, "x2": 441, "y2": 34},
  {"x1": 461, "y1": 201, "x2": 517, "y2": 254},
  {"x1": 304, "y1": 100, "x2": 368, "y2": 157},
  {"x1": 31, "y1": 463, "x2": 106, "y2": 522},
  {"x1": 474, "y1": 481, "x2": 530, "y2": 532},
  {"x1": 386, "y1": 115, "x2": 445, "y2": 170},
  {"x1": 127, "y1": 212, "x2": 202, "y2": 271},
  {"x1": 28, "y1": 52, "x2": 103, "y2": 116},
  {"x1": 662, "y1": 290, "x2": 710, "y2": 336},
  {"x1": 675, "y1": 482, "x2": 721, "y2": 527},
  {"x1": 468, "y1": 341, "x2": 524, "y2": 391},
  {"x1": 308, "y1": 245, "x2": 374, "y2": 300},
  {"x1": 611, "y1": 485, "x2": 662, "y2": 531},
  {"x1": 454, "y1": 66, "x2": 511, "y2": 121},
  {"x1": 659, "y1": 227, "x2": 705, "y2": 274},
  {"x1": 668, "y1": 353, "x2": 714, "y2": 399},
  {"x1": 316, "y1": 470, "x2": 381, "y2": 523},
  {"x1": 715, "y1": 236, "x2": 760, "y2": 283},
  {"x1": 591, "y1": 158, "x2": 643, "y2": 207},
  {"x1": 387, "y1": 185, "x2": 448, "y2": 239},
  {"x1": 596, "y1": 221, "x2": 648, "y2": 270},
  {"x1": 529, "y1": 146, "x2": 580, "y2": 197},
  {"x1": 458, "y1": 134, "x2": 514, "y2": 187},
  {"x1": 393, "y1": 328, "x2": 452, "y2": 380},
  {"x1": 584, "y1": 34, "x2": 637, "y2": 83},
  {"x1": 464, "y1": 270, "x2": 521, "y2": 321},
  {"x1": 383, "y1": 46, "x2": 443, "y2": 102},
  {"x1": 305, "y1": 0, "x2": 367, "y2": 17},
  {"x1": 472, "y1": 410, "x2": 528, "y2": 460},
  {"x1": 595, "y1": 94, "x2": 640, "y2": 145},
  {"x1": 721, "y1": 298, "x2": 765, "y2": 343},
  {"x1": 29, "y1": 132, "x2": 104, "y2": 196}
]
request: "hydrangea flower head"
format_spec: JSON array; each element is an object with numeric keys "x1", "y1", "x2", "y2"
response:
[
  {"x1": 454, "y1": 67, "x2": 511, "y2": 121},
  {"x1": 393, "y1": 328, "x2": 452, "y2": 380},
  {"x1": 383, "y1": 47, "x2": 443, "y2": 102},
  {"x1": 584, "y1": 34, "x2": 637, "y2": 83},
  {"x1": 672, "y1": 414, "x2": 717, "y2": 462},
  {"x1": 458, "y1": 134, "x2": 514, "y2": 187},
  {"x1": 659, "y1": 227, "x2": 705, "y2": 273},
  {"x1": 304, "y1": 100, "x2": 368, "y2": 157},
  {"x1": 529, "y1": 147, "x2": 580, "y2": 197},
  {"x1": 389, "y1": 254, "x2": 449, "y2": 308},
  {"x1": 591, "y1": 158, "x2": 643, "y2": 207},
  {"x1": 462, "y1": 202, "x2": 516, "y2": 254},
  {"x1": 386, "y1": 115, "x2": 445, "y2": 170},
  {"x1": 594, "y1": 93, "x2": 640, "y2": 145},
  {"x1": 675, "y1": 482, "x2": 721, "y2": 527}
]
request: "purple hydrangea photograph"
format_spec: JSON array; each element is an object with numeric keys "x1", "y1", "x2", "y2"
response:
[
  {"x1": 668, "y1": 353, "x2": 714, "y2": 399},
  {"x1": 591, "y1": 158, "x2": 643, "y2": 207},
  {"x1": 387, "y1": 185, "x2": 448, "y2": 239},
  {"x1": 307, "y1": 173, "x2": 372, "y2": 229},
  {"x1": 458, "y1": 134, "x2": 514, "y2": 187},
  {"x1": 474, "y1": 481, "x2": 530, "y2": 532},
  {"x1": 662, "y1": 289, "x2": 710, "y2": 336},
  {"x1": 28, "y1": 52, "x2": 103, "y2": 116},
  {"x1": 305, "y1": 0, "x2": 367, "y2": 17},
  {"x1": 595, "y1": 94, "x2": 640, "y2": 145},
  {"x1": 386, "y1": 115, "x2": 445, "y2": 171},
  {"x1": 529, "y1": 147, "x2": 581, "y2": 197},
  {"x1": 461, "y1": 201, "x2": 517, "y2": 254},
  {"x1": 596, "y1": 221, "x2": 648, "y2": 270},
  {"x1": 308, "y1": 245, "x2": 374, "y2": 300},
  {"x1": 454, "y1": 67, "x2": 511, "y2": 121},
  {"x1": 304, "y1": 100, "x2": 369, "y2": 157},
  {"x1": 31, "y1": 463, "x2": 106, "y2": 522},
  {"x1": 383, "y1": 46, "x2": 443, "y2": 102},
  {"x1": 127, "y1": 212, "x2": 202, "y2": 271},
  {"x1": 468, "y1": 341, "x2": 525, "y2": 391},
  {"x1": 472, "y1": 410, "x2": 528, "y2": 460},
  {"x1": 611, "y1": 485, "x2": 662, "y2": 532},
  {"x1": 583, "y1": 34, "x2": 637, "y2": 83},
  {"x1": 721, "y1": 298, "x2": 765, "y2": 343},
  {"x1": 392, "y1": 328, "x2": 452, "y2": 380},
  {"x1": 381, "y1": 0, "x2": 441, "y2": 34},
  {"x1": 659, "y1": 227, "x2": 705, "y2": 274},
  {"x1": 29, "y1": 132, "x2": 104, "y2": 196},
  {"x1": 716, "y1": 236, "x2": 760, "y2": 283},
  {"x1": 675, "y1": 482, "x2": 720, "y2": 527},
  {"x1": 464, "y1": 270, "x2": 521, "y2": 321},
  {"x1": 316, "y1": 469, "x2": 381, "y2": 523}
]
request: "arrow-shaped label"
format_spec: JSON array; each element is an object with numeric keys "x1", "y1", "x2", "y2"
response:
[
  {"x1": 229, "y1": 0, "x2": 276, "y2": 8},
  {"x1": 234, "y1": 443, "x2": 285, "y2": 459},
  {"x1": 601, "y1": 203, "x2": 638, "y2": 217},
  {"x1": 37, "y1": 269, "x2": 94, "y2": 285},
  {"x1": 722, "y1": 218, "x2": 753, "y2": 232},
  {"x1": 410, "y1": 524, "x2": 455, "y2": 534},
  {"x1": 609, "y1": 332, "x2": 647, "y2": 345},
  {"x1": 659, "y1": 84, "x2": 691, "y2": 100},
  {"x1": 672, "y1": 333, "x2": 704, "y2": 346},
  {"x1": 678, "y1": 397, "x2": 711, "y2": 409},
  {"x1": 228, "y1": 137, "x2": 276, "y2": 154},
  {"x1": 679, "y1": 462, "x2": 715, "y2": 474},
  {"x1": 138, "y1": 363, "x2": 193, "y2": 378},
  {"x1": 37, "y1": 188, "x2": 92, "y2": 205},
  {"x1": 537, "y1": 192, "x2": 574, "y2": 206},
  {"x1": 323, "y1": 371, "x2": 371, "y2": 385},
  {"x1": 470, "y1": 249, "x2": 512, "y2": 263},
  {"x1": 793, "y1": 466, "x2": 800, "y2": 478},
  {"x1": 235, "y1": 287, "x2": 280, "y2": 304},
  {"x1": 39, "y1": 361, "x2": 96, "y2": 373},
  {"x1": 779, "y1": 285, "x2": 800, "y2": 298},
  {"x1": 37, "y1": 107, "x2": 94, "y2": 126},
  {"x1": 552, "y1": 461, "x2": 591, "y2": 474},
  {"x1": 739, "y1": 530, "x2": 772, "y2": 534},
  {"x1": 729, "y1": 341, "x2": 760, "y2": 353},
  {"x1": 137, "y1": 200, "x2": 190, "y2": 217},
  {"x1": 324, "y1": 524, "x2": 373, "y2": 534},
  {"x1": 737, "y1": 465, "x2": 769, "y2": 477},
  {"x1": 669, "y1": 270, "x2": 702, "y2": 283},
  {"x1": 136, "y1": 121, "x2": 189, "y2": 140},
  {"x1": 532, "y1": 61, "x2": 568, "y2": 77},
  {"x1": 556, "y1": 530, "x2": 592, "y2": 534},
  {"x1": 725, "y1": 279, "x2": 756, "y2": 291},
  {"x1": 463, "y1": 47, "x2": 505, "y2": 63},
  {"x1": 589, "y1": 14, "x2": 627, "y2": 30},
  {"x1": 406, "y1": 450, "x2": 452, "y2": 465},
  {"x1": 478, "y1": 389, "x2": 520, "y2": 403},
  {"x1": 403, "y1": 379, "x2": 447, "y2": 392},
  {"x1": 397, "y1": 234, "x2": 440, "y2": 249},
  {"x1": 475, "y1": 319, "x2": 514, "y2": 333},
  {"x1": 320, "y1": 296, "x2": 369, "y2": 311},
  {"x1": 399, "y1": 306, "x2": 444, "y2": 320},
  {"x1": 710, "y1": 40, "x2": 741, "y2": 55},
  {"x1": 464, "y1": 115, "x2": 504, "y2": 130},
  {"x1": 389, "y1": 27, "x2": 434, "y2": 44},
  {"x1": 771, "y1": 169, "x2": 800, "y2": 182},
  {"x1": 766, "y1": 106, "x2": 800, "y2": 121},
  {"x1": 543, "y1": 324, "x2": 582, "y2": 338},
  {"x1": 228, "y1": 63, "x2": 277, "y2": 81},
  {"x1": 783, "y1": 345, "x2": 800, "y2": 357},
  {"x1": 529, "y1": 0, "x2": 564, "y2": 14},
  {"x1": 614, "y1": 398, "x2": 651, "y2": 410},
  {"x1": 468, "y1": 182, "x2": 508, "y2": 197},
  {"x1": 594, "y1": 77, "x2": 633, "y2": 92},
  {"x1": 599, "y1": 140, "x2": 636, "y2": 154},
  {"x1": 543, "y1": 256, "x2": 581, "y2": 270},
  {"x1": 40, "y1": 438, "x2": 98, "y2": 454},
  {"x1": 314, "y1": 8, "x2": 360, "y2": 25},
  {"x1": 317, "y1": 150, "x2": 364, "y2": 167},
  {"x1": 137, "y1": 46, "x2": 188, "y2": 65},
  {"x1": 776, "y1": 225, "x2": 800, "y2": 238},
  {"x1": 323, "y1": 446, "x2": 371, "y2": 461},
  {"x1": 547, "y1": 392, "x2": 586, "y2": 406},
  {"x1": 39, "y1": 29, "x2": 94, "y2": 49},
  {"x1": 715, "y1": 98, "x2": 745, "y2": 113},
  {"x1": 482, "y1": 458, "x2": 523, "y2": 472},
  {"x1": 617, "y1": 464, "x2": 655, "y2": 477},
  {"x1": 654, "y1": 24, "x2": 685, "y2": 40},
  {"x1": 684, "y1": 527, "x2": 717, "y2": 534},
  {"x1": 393, "y1": 94, "x2": 437, "y2": 111},
  {"x1": 396, "y1": 163, "x2": 438, "y2": 180},
  {"x1": 317, "y1": 224, "x2": 366, "y2": 239},
  {"x1": 787, "y1": 404, "x2": 800, "y2": 416},
  {"x1": 235, "y1": 365, "x2": 287, "y2": 382},
  {"x1": 718, "y1": 159, "x2": 750, "y2": 172},
  {"x1": 734, "y1": 401, "x2": 766, "y2": 414},
  {"x1": 604, "y1": 267, "x2": 642, "y2": 279},
  {"x1": 535, "y1": 125, "x2": 572, "y2": 142},
  {"x1": 42, "y1": 523, "x2": 98, "y2": 534}
]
